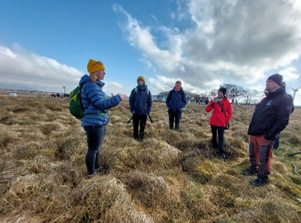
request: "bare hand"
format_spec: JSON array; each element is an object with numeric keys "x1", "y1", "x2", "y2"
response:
[
  {"x1": 111, "y1": 93, "x2": 114, "y2": 97},
  {"x1": 118, "y1": 94, "x2": 127, "y2": 101},
  {"x1": 212, "y1": 98, "x2": 217, "y2": 103}
]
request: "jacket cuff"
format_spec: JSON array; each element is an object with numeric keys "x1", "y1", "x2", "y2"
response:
[
  {"x1": 116, "y1": 94, "x2": 122, "y2": 102},
  {"x1": 211, "y1": 102, "x2": 215, "y2": 106}
]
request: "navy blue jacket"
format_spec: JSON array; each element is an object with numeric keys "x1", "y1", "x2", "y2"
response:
[
  {"x1": 129, "y1": 85, "x2": 152, "y2": 115},
  {"x1": 166, "y1": 88, "x2": 187, "y2": 112},
  {"x1": 79, "y1": 74, "x2": 121, "y2": 127},
  {"x1": 248, "y1": 87, "x2": 293, "y2": 140}
]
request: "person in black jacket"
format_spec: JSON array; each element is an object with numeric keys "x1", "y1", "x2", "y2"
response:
[
  {"x1": 165, "y1": 81, "x2": 187, "y2": 130},
  {"x1": 241, "y1": 74, "x2": 293, "y2": 186},
  {"x1": 129, "y1": 76, "x2": 152, "y2": 141}
]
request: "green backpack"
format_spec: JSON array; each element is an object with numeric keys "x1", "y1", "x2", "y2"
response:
[{"x1": 70, "y1": 85, "x2": 85, "y2": 119}]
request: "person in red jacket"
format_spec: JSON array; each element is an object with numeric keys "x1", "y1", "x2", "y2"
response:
[{"x1": 205, "y1": 87, "x2": 233, "y2": 161}]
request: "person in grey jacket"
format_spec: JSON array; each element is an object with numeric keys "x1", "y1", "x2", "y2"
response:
[{"x1": 80, "y1": 59, "x2": 127, "y2": 178}]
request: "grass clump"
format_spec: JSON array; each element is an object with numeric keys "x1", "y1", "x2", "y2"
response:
[{"x1": 0, "y1": 97, "x2": 301, "y2": 222}]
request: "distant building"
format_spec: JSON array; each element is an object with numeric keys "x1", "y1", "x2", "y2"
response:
[
  {"x1": 9, "y1": 93, "x2": 17, "y2": 97},
  {"x1": 152, "y1": 95, "x2": 165, "y2": 102}
]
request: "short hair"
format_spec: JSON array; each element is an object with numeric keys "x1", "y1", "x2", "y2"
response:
[{"x1": 175, "y1": 81, "x2": 182, "y2": 85}]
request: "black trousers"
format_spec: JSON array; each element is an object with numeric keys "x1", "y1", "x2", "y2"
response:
[
  {"x1": 211, "y1": 125, "x2": 225, "y2": 154},
  {"x1": 133, "y1": 114, "x2": 147, "y2": 138},
  {"x1": 84, "y1": 126, "x2": 106, "y2": 175},
  {"x1": 168, "y1": 110, "x2": 182, "y2": 130}
]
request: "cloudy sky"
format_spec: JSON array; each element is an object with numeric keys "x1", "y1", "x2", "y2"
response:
[{"x1": 0, "y1": 0, "x2": 301, "y2": 105}]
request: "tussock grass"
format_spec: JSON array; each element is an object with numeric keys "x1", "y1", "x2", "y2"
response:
[
  {"x1": 0, "y1": 97, "x2": 301, "y2": 222},
  {"x1": 72, "y1": 176, "x2": 154, "y2": 222},
  {"x1": 39, "y1": 121, "x2": 65, "y2": 135},
  {"x1": 0, "y1": 126, "x2": 19, "y2": 152}
]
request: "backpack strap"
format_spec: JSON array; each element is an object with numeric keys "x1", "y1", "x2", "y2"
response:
[
  {"x1": 217, "y1": 101, "x2": 227, "y2": 118},
  {"x1": 134, "y1": 87, "x2": 150, "y2": 99},
  {"x1": 79, "y1": 84, "x2": 85, "y2": 111}
]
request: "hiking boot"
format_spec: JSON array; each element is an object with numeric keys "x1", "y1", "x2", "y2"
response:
[
  {"x1": 95, "y1": 166, "x2": 104, "y2": 172},
  {"x1": 241, "y1": 169, "x2": 258, "y2": 176},
  {"x1": 251, "y1": 176, "x2": 268, "y2": 187},
  {"x1": 220, "y1": 154, "x2": 227, "y2": 161},
  {"x1": 87, "y1": 171, "x2": 98, "y2": 179},
  {"x1": 137, "y1": 132, "x2": 144, "y2": 142}
]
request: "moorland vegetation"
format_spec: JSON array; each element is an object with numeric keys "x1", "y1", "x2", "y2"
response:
[{"x1": 0, "y1": 96, "x2": 301, "y2": 222}]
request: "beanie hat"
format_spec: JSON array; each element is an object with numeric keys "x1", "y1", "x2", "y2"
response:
[
  {"x1": 267, "y1": 73, "x2": 282, "y2": 86},
  {"x1": 218, "y1": 87, "x2": 226, "y2": 96},
  {"x1": 87, "y1": 59, "x2": 105, "y2": 74},
  {"x1": 137, "y1": 76, "x2": 146, "y2": 84}
]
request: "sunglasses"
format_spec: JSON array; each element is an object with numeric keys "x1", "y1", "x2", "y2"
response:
[{"x1": 92, "y1": 61, "x2": 103, "y2": 67}]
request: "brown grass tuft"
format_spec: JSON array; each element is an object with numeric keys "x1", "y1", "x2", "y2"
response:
[{"x1": 1, "y1": 97, "x2": 301, "y2": 222}]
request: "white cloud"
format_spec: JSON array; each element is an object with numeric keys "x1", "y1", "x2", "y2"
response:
[
  {"x1": 115, "y1": 0, "x2": 301, "y2": 94},
  {"x1": 139, "y1": 58, "x2": 154, "y2": 70},
  {"x1": 103, "y1": 81, "x2": 129, "y2": 96},
  {"x1": 0, "y1": 45, "x2": 82, "y2": 92},
  {"x1": 279, "y1": 66, "x2": 300, "y2": 81},
  {"x1": 0, "y1": 45, "x2": 126, "y2": 95},
  {"x1": 148, "y1": 74, "x2": 221, "y2": 94}
]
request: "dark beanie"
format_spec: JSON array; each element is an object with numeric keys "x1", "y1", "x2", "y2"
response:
[
  {"x1": 267, "y1": 74, "x2": 283, "y2": 86},
  {"x1": 218, "y1": 87, "x2": 226, "y2": 95}
]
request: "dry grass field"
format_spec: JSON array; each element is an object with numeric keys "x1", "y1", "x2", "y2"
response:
[{"x1": 0, "y1": 96, "x2": 301, "y2": 223}]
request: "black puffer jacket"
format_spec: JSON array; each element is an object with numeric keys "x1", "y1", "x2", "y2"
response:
[{"x1": 248, "y1": 87, "x2": 293, "y2": 140}]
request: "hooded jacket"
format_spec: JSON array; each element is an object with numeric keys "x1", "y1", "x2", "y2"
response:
[
  {"x1": 247, "y1": 87, "x2": 293, "y2": 140},
  {"x1": 79, "y1": 74, "x2": 121, "y2": 127},
  {"x1": 166, "y1": 88, "x2": 187, "y2": 112},
  {"x1": 205, "y1": 97, "x2": 233, "y2": 127},
  {"x1": 129, "y1": 85, "x2": 152, "y2": 115}
]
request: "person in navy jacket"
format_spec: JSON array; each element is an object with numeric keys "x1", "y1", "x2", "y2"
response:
[
  {"x1": 80, "y1": 59, "x2": 127, "y2": 178},
  {"x1": 241, "y1": 74, "x2": 293, "y2": 187},
  {"x1": 129, "y1": 76, "x2": 152, "y2": 141},
  {"x1": 165, "y1": 81, "x2": 187, "y2": 130}
]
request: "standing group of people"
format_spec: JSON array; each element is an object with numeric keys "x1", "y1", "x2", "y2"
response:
[{"x1": 77, "y1": 59, "x2": 293, "y2": 187}]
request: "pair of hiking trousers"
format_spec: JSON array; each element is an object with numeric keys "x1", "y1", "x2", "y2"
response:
[{"x1": 248, "y1": 135, "x2": 273, "y2": 178}]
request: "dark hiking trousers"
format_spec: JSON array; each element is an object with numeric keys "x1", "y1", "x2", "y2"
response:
[
  {"x1": 84, "y1": 126, "x2": 106, "y2": 175},
  {"x1": 248, "y1": 135, "x2": 273, "y2": 178},
  {"x1": 211, "y1": 125, "x2": 225, "y2": 155},
  {"x1": 168, "y1": 110, "x2": 182, "y2": 130},
  {"x1": 133, "y1": 114, "x2": 147, "y2": 138}
]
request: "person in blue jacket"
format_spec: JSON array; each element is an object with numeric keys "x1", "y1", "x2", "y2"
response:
[
  {"x1": 129, "y1": 76, "x2": 152, "y2": 141},
  {"x1": 165, "y1": 81, "x2": 187, "y2": 130},
  {"x1": 79, "y1": 59, "x2": 127, "y2": 178}
]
